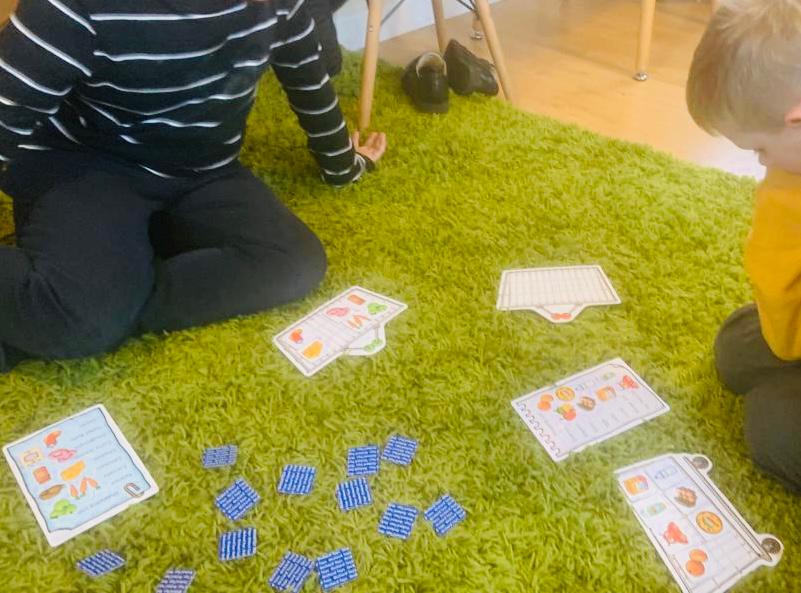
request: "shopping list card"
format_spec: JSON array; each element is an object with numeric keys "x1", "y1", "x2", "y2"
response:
[
  {"x1": 616, "y1": 453, "x2": 783, "y2": 593},
  {"x1": 496, "y1": 265, "x2": 621, "y2": 323},
  {"x1": 274, "y1": 286, "x2": 407, "y2": 376},
  {"x1": 3, "y1": 404, "x2": 159, "y2": 547},
  {"x1": 511, "y1": 358, "x2": 669, "y2": 462}
]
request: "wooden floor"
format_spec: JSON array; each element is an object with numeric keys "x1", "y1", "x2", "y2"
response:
[{"x1": 379, "y1": 0, "x2": 763, "y2": 178}]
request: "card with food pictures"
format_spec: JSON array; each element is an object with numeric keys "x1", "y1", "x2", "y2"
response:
[
  {"x1": 273, "y1": 286, "x2": 407, "y2": 376},
  {"x1": 511, "y1": 358, "x2": 669, "y2": 462},
  {"x1": 3, "y1": 404, "x2": 159, "y2": 547},
  {"x1": 615, "y1": 453, "x2": 783, "y2": 593},
  {"x1": 496, "y1": 265, "x2": 621, "y2": 323}
]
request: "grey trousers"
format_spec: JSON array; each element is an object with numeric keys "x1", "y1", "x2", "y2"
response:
[{"x1": 715, "y1": 304, "x2": 801, "y2": 493}]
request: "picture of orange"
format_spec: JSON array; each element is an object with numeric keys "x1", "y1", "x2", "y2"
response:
[
  {"x1": 596, "y1": 386, "x2": 616, "y2": 401},
  {"x1": 689, "y1": 549, "x2": 708, "y2": 563},
  {"x1": 685, "y1": 548, "x2": 709, "y2": 578},
  {"x1": 685, "y1": 559, "x2": 705, "y2": 577}
]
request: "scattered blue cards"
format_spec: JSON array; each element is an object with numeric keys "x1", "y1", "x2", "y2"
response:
[
  {"x1": 424, "y1": 494, "x2": 466, "y2": 536},
  {"x1": 216, "y1": 477, "x2": 260, "y2": 521},
  {"x1": 316, "y1": 548, "x2": 357, "y2": 591},
  {"x1": 347, "y1": 445, "x2": 380, "y2": 476},
  {"x1": 336, "y1": 477, "x2": 373, "y2": 511},
  {"x1": 269, "y1": 551, "x2": 314, "y2": 592},
  {"x1": 76, "y1": 549, "x2": 125, "y2": 578},
  {"x1": 277, "y1": 464, "x2": 317, "y2": 496},
  {"x1": 382, "y1": 435, "x2": 418, "y2": 466},
  {"x1": 155, "y1": 568, "x2": 196, "y2": 593},
  {"x1": 378, "y1": 503, "x2": 419, "y2": 540},
  {"x1": 202, "y1": 445, "x2": 238, "y2": 469},
  {"x1": 218, "y1": 527, "x2": 257, "y2": 562}
]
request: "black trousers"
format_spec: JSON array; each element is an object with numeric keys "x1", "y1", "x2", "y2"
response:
[
  {"x1": 715, "y1": 304, "x2": 801, "y2": 493},
  {"x1": 0, "y1": 149, "x2": 326, "y2": 370}
]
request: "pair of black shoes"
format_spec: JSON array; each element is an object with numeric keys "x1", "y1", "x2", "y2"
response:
[{"x1": 402, "y1": 39, "x2": 498, "y2": 113}]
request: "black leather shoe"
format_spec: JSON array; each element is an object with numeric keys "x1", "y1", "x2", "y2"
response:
[
  {"x1": 402, "y1": 52, "x2": 449, "y2": 113},
  {"x1": 444, "y1": 39, "x2": 498, "y2": 96}
]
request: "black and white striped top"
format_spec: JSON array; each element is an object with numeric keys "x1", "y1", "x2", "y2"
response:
[{"x1": 0, "y1": 0, "x2": 365, "y2": 184}]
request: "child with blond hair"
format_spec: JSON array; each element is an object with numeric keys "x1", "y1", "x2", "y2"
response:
[{"x1": 687, "y1": 0, "x2": 801, "y2": 492}]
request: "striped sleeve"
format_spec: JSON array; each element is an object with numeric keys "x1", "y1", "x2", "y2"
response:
[
  {"x1": 271, "y1": 0, "x2": 364, "y2": 186},
  {"x1": 0, "y1": 0, "x2": 94, "y2": 162}
]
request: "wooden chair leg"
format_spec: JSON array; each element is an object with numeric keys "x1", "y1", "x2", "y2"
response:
[
  {"x1": 635, "y1": 0, "x2": 656, "y2": 81},
  {"x1": 431, "y1": 0, "x2": 448, "y2": 54},
  {"x1": 359, "y1": 0, "x2": 384, "y2": 131},
  {"x1": 473, "y1": 0, "x2": 514, "y2": 102}
]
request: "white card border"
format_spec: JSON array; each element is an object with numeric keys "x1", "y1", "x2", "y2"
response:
[
  {"x1": 3, "y1": 403, "x2": 160, "y2": 547},
  {"x1": 496, "y1": 264, "x2": 622, "y2": 314}
]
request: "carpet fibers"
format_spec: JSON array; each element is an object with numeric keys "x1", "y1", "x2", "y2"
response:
[{"x1": 0, "y1": 57, "x2": 798, "y2": 593}]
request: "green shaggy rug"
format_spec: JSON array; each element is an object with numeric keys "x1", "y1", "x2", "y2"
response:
[{"x1": 0, "y1": 56, "x2": 798, "y2": 593}]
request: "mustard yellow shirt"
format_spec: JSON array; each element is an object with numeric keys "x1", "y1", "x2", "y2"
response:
[{"x1": 745, "y1": 168, "x2": 801, "y2": 360}]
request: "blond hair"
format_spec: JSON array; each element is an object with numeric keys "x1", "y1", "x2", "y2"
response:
[{"x1": 687, "y1": 0, "x2": 801, "y2": 134}]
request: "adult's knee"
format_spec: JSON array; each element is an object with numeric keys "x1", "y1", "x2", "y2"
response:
[
  {"x1": 744, "y1": 379, "x2": 801, "y2": 493},
  {"x1": 246, "y1": 223, "x2": 327, "y2": 306},
  {"x1": 289, "y1": 227, "x2": 327, "y2": 298}
]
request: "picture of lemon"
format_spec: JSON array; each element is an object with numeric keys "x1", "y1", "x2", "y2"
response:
[
  {"x1": 60, "y1": 460, "x2": 85, "y2": 481},
  {"x1": 302, "y1": 340, "x2": 323, "y2": 359}
]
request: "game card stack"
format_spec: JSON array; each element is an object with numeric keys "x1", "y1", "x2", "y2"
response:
[
  {"x1": 497, "y1": 265, "x2": 621, "y2": 323},
  {"x1": 616, "y1": 453, "x2": 783, "y2": 593},
  {"x1": 274, "y1": 286, "x2": 407, "y2": 376},
  {"x1": 512, "y1": 359, "x2": 669, "y2": 461}
]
